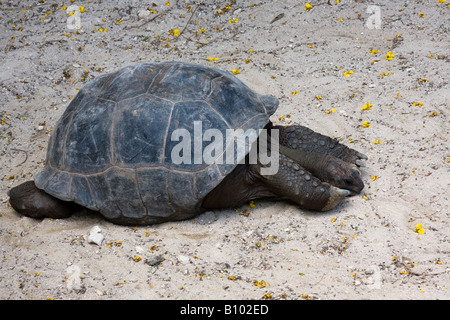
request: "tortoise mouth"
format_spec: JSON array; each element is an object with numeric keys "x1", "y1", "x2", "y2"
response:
[{"x1": 350, "y1": 168, "x2": 365, "y2": 194}]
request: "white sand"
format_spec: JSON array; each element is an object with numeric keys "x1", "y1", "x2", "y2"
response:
[{"x1": 1, "y1": 0, "x2": 449, "y2": 300}]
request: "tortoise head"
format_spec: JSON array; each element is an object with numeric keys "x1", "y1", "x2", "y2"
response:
[{"x1": 322, "y1": 161, "x2": 364, "y2": 195}]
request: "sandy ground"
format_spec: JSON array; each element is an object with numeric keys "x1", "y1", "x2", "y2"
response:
[{"x1": 0, "y1": 0, "x2": 449, "y2": 301}]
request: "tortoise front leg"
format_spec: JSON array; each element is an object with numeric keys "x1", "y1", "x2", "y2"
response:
[
  {"x1": 252, "y1": 153, "x2": 351, "y2": 211},
  {"x1": 270, "y1": 124, "x2": 368, "y2": 167},
  {"x1": 279, "y1": 145, "x2": 364, "y2": 195}
]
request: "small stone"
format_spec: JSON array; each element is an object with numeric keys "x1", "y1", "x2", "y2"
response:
[
  {"x1": 146, "y1": 255, "x2": 164, "y2": 266},
  {"x1": 135, "y1": 246, "x2": 145, "y2": 254},
  {"x1": 365, "y1": 266, "x2": 375, "y2": 275},
  {"x1": 66, "y1": 265, "x2": 83, "y2": 292},
  {"x1": 177, "y1": 255, "x2": 190, "y2": 265},
  {"x1": 88, "y1": 226, "x2": 104, "y2": 246},
  {"x1": 138, "y1": 9, "x2": 150, "y2": 19}
]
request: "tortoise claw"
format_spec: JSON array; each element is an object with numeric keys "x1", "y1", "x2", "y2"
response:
[
  {"x1": 321, "y1": 186, "x2": 351, "y2": 211},
  {"x1": 357, "y1": 152, "x2": 368, "y2": 160},
  {"x1": 351, "y1": 167, "x2": 361, "y2": 176},
  {"x1": 355, "y1": 159, "x2": 366, "y2": 167},
  {"x1": 336, "y1": 188, "x2": 352, "y2": 197},
  {"x1": 354, "y1": 152, "x2": 368, "y2": 167}
]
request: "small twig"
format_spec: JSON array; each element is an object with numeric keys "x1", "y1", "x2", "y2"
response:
[
  {"x1": 177, "y1": 3, "x2": 202, "y2": 40},
  {"x1": 10, "y1": 148, "x2": 28, "y2": 167},
  {"x1": 127, "y1": 11, "x2": 167, "y2": 29},
  {"x1": 270, "y1": 13, "x2": 284, "y2": 24}
]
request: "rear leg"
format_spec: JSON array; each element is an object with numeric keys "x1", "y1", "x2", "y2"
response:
[
  {"x1": 8, "y1": 181, "x2": 81, "y2": 219},
  {"x1": 270, "y1": 124, "x2": 368, "y2": 167}
]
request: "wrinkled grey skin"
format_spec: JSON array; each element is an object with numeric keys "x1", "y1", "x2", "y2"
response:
[{"x1": 8, "y1": 62, "x2": 366, "y2": 225}]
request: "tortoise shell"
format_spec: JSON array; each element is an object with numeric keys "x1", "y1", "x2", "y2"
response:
[{"x1": 34, "y1": 61, "x2": 278, "y2": 224}]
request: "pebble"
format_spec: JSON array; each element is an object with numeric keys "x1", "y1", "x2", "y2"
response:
[
  {"x1": 138, "y1": 9, "x2": 151, "y2": 19},
  {"x1": 88, "y1": 226, "x2": 104, "y2": 246},
  {"x1": 135, "y1": 246, "x2": 145, "y2": 254},
  {"x1": 177, "y1": 255, "x2": 190, "y2": 265},
  {"x1": 146, "y1": 255, "x2": 164, "y2": 267},
  {"x1": 66, "y1": 265, "x2": 83, "y2": 292}
]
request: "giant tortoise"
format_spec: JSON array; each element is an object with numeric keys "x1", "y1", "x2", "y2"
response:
[{"x1": 8, "y1": 61, "x2": 366, "y2": 225}]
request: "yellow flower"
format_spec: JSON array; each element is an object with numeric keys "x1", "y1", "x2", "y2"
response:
[
  {"x1": 61, "y1": 6, "x2": 67, "y2": 10},
  {"x1": 229, "y1": 18, "x2": 238, "y2": 24},
  {"x1": 231, "y1": 69, "x2": 240, "y2": 75},
  {"x1": 253, "y1": 280, "x2": 269, "y2": 288},
  {"x1": 207, "y1": 57, "x2": 218, "y2": 61},
  {"x1": 305, "y1": 3, "x2": 313, "y2": 11},
  {"x1": 291, "y1": 90, "x2": 299, "y2": 96},
  {"x1": 370, "y1": 49, "x2": 380, "y2": 55},
  {"x1": 361, "y1": 102, "x2": 372, "y2": 111},
  {"x1": 165, "y1": 1, "x2": 170, "y2": 6},
  {"x1": 412, "y1": 102, "x2": 423, "y2": 107},
  {"x1": 438, "y1": 0, "x2": 446, "y2": 3},
  {"x1": 115, "y1": 19, "x2": 123, "y2": 25},
  {"x1": 249, "y1": 201, "x2": 256, "y2": 208},
  {"x1": 385, "y1": 51, "x2": 395, "y2": 60},
  {"x1": 419, "y1": 12, "x2": 424, "y2": 18},
  {"x1": 343, "y1": 70, "x2": 354, "y2": 77},
  {"x1": 371, "y1": 175, "x2": 378, "y2": 181},
  {"x1": 372, "y1": 139, "x2": 382, "y2": 144},
  {"x1": 415, "y1": 223, "x2": 425, "y2": 234},
  {"x1": 79, "y1": 6, "x2": 85, "y2": 13},
  {"x1": 362, "y1": 121, "x2": 371, "y2": 128},
  {"x1": 316, "y1": 95, "x2": 323, "y2": 100},
  {"x1": 173, "y1": 28, "x2": 180, "y2": 36}
]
